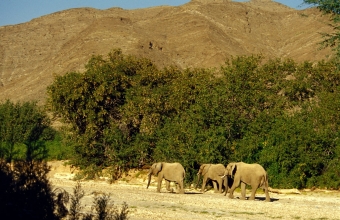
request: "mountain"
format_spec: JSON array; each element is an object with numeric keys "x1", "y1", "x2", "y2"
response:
[{"x1": 0, "y1": 0, "x2": 333, "y2": 104}]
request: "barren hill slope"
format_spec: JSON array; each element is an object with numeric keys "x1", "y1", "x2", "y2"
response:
[{"x1": 0, "y1": 0, "x2": 333, "y2": 104}]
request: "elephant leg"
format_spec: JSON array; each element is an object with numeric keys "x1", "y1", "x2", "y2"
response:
[
  {"x1": 264, "y1": 187, "x2": 271, "y2": 202},
  {"x1": 224, "y1": 176, "x2": 229, "y2": 196},
  {"x1": 157, "y1": 176, "x2": 163, "y2": 193},
  {"x1": 178, "y1": 180, "x2": 185, "y2": 194},
  {"x1": 201, "y1": 178, "x2": 207, "y2": 192},
  {"x1": 228, "y1": 187, "x2": 235, "y2": 199},
  {"x1": 228, "y1": 180, "x2": 239, "y2": 199},
  {"x1": 249, "y1": 184, "x2": 257, "y2": 200},
  {"x1": 217, "y1": 179, "x2": 223, "y2": 193},
  {"x1": 213, "y1": 181, "x2": 218, "y2": 193},
  {"x1": 165, "y1": 180, "x2": 173, "y2": 192},
  {"x1": 240, "y1": 182, "x2": 247, "y2": 200}
]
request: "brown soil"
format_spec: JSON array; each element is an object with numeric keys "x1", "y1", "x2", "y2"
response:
[
  {"x1": 48, "y1": 161, "x2": 340, "y2": 220},
  {"x1": 0, "y1": 0, "x2": 334, "y2": 105}
]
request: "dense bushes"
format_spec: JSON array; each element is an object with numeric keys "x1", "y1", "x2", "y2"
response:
[
  {"x1": 0, "y1": 160, "x2": 59, "y2": 219},
  {"x1": 0, "y1": 99, "x2": 128, "y2": 218},
  {"x1": 46, "y1": 49, "x2": 340, "y2": 189},
  {"x1": 0, "y1": 160, "x2": 129, "y2": 219},
  {"x1": 0, "y1": 100, "x2": 55, "y2": 162}
]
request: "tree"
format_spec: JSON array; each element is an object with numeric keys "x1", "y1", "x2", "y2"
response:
[
  {"x1": 0, "y1": 100, "x2": 53, "y2": 162},
  {"x1": 47, "y1": 49, "x2": 161, "y2": 176},
  {"x1": 0, "y1": 160, "x2": 58, "y2": 219},
  {"x1": 304, "y1": 0, "x2": 340, "y2": 66},
  {"x1": 48, "y1": 47, "x2": 340, "y2": 188}
]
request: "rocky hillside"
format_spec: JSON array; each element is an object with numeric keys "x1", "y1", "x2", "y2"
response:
[{"x1": 0, "y1": 0, "x2": 333, "y2": 104}]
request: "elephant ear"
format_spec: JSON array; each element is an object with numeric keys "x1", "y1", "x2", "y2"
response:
[
  {"x1": 155, "y1": 162, "x2": 163, "y2": 174},
  {"x1": 200, "y1": 164, "x2": 206, "y2": 174},
  {"x1": 231, "y1": 163, "x2": 237, "y2": 178}
]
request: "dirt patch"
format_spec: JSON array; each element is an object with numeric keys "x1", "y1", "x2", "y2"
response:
[{"x1": 48, "y1": 161, "x2": 340, "y2": 220}]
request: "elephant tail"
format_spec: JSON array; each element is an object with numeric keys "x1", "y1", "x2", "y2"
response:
[
  {"x1": 265, "y1": 173, "x2": 269, "y2": 187},
  {"x1": 261, "y1": 173, "x2": 269, "y2": 190}
]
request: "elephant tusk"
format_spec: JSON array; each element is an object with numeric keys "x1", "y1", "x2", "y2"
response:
[{"x1": 221, "y1": 175, "x2": 226, "y2": 179}]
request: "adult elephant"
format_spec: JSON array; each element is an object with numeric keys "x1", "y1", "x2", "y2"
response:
[
  {"x1": 146, "y1": 162, "x2": 185, "y2": 194},
  {"x1": 222, "y1": 162, "x2": 271, "y2": 202},
  {"x1": 196, "y1": 163, "x2": 225, "y2": 193}
]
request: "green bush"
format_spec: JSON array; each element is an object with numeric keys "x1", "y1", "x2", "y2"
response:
[
  {"x1": 0, "y1": 160, "x2": 58, "y2": 219},
  {"x1": 46, "y1": 131, "x2": 72, "y2": 160},
  {"x1": 47, "y1": 49, "x2": 340, "y2": 189},
  {"x1": 0, "y1": 160, "x2": 129, "y2": 220},
  {"x1": 0, "y1": 100, "x2": 54, "y2": 162}
]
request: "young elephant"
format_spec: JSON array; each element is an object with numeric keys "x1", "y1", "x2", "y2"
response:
[
  {"x1": 196, "y1": 163, "x2": 225, "y2": 193},
  {"x1": 146, "y1": 162, "x2": 185, "y2": 194},
  {"x1": 222, "y1": 162, "x2": 271, "y2": 202}
]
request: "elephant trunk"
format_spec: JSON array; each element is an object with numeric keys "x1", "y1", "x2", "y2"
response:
[
  {"x1": 224, "y1": 175, "x2": 229, "y2": 196},
  {"x1": 196, "y1": 174, "x2": 201, "y2": 189},
  {"x1": 146, "y1": 173, "x2": 152, "y2": 189}
]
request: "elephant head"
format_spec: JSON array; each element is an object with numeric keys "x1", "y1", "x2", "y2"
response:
[
  {"x1": 195, "y1": 164, "x2": 208, "y2": 189},
  {"x1": 223, "y1": 162, "x2": 237, "y2": 178},
  {"x1": 146, "y1": 162, "x2": 162, "y2": 189},
  {"x1": 222, "y1": 162, "x2": 237, "y2": 196}
]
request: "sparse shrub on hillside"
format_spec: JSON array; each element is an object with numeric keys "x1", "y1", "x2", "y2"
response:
[{"x1": 304, "y1": 0, "x2": 340, "y2": 68}]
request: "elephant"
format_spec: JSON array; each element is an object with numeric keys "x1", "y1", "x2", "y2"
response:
[
  {"x1": 146, "y1": 162, "x2": 185, "y2": 194},
  {"x1": 222, "y1": 162, "x2": 271, "y2": 202},
  {"x1": 196, "y1": 163, "x2": 225, "y2": 193}
]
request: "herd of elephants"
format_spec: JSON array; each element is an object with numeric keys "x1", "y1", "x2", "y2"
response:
[{"x1": 146, "y1": 162, "x2": 271, "y2": 202}]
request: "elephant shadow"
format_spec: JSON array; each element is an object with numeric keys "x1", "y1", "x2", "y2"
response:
[
  {"x1": 185, "y1": 191, "x2": 203, "y2": 195},
  {"x1": 256, "y1": 196, "x2": 279, "y2": 202},
  {"x1": 234, "y1": 196, "x2": 279, "y2": 202},
  {"x1": 159, "y1": 191, "x2": 202, "y2": 195}
]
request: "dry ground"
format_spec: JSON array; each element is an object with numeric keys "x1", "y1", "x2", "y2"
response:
[{"x1": 48, "y1": 161, "x2": 340, "y2": 220}]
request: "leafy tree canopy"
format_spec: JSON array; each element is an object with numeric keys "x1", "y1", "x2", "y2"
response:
[
  {"x1": 304, "y1": 0, "x2": 340, "y2": 66},
  {"x1": 48, "y1": 49, "x2": 340, "y2": 188},
  {"x1": 0, "y1": 100, "x2": 54, "y2": 162}
]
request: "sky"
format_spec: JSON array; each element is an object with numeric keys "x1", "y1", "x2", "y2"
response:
[{"x1": 0, "y1": 0, "x2": 312, "y2": 27}]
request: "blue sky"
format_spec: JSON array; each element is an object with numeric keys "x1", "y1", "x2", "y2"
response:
[{"x1": 0, "y1": 0, "x2": 312, "y2": 27}]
